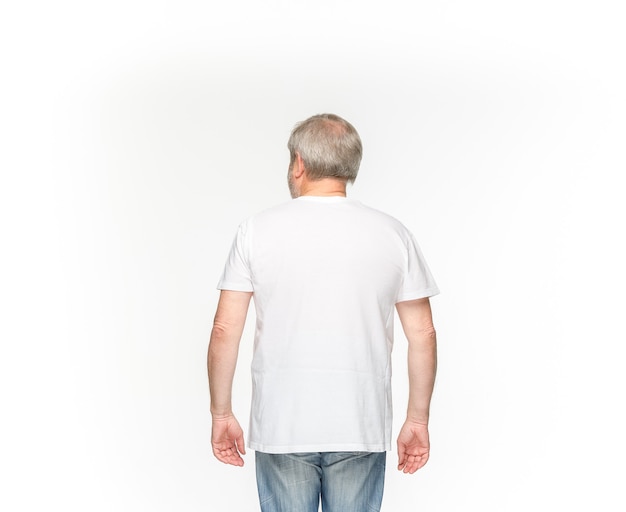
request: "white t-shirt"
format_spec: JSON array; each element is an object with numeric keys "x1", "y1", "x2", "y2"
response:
[{"x1": 217, "y1": 196, "x2": 439, "y2": 453}]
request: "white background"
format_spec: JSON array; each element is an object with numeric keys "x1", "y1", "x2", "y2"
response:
[{"x1": 1, "y1": 1, "x2": 625, "y2": 510}]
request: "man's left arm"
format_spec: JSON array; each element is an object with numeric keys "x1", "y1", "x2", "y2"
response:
[{"x1": 207, "y1": 290, "x2": 252, "y2": 466}]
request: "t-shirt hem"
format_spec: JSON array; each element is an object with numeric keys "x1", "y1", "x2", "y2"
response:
[
  {"x1": 216, "y1": 280, "x2": 254, "y2": 292},
  {"x1": 249, "y1": 441, "x2": 391, "y2": 454},
  {"x1": 396, "y1": 286, "x2": 440, "y2": 303}
]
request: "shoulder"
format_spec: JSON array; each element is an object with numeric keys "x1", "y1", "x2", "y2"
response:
[
  {"x1": 248, "y1": 200, "x2": 298, "y2": 225},
  {"x1": 351, "y1": 201, "x2": 413, "y2": 236},
  {"x1": 234, "y1": 200, "x2": 297, "y2": 236}
]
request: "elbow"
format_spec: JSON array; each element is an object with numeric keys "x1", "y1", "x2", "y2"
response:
[
  {"x1": 422, "y1": 326, "x2": 437, "y2": 340},
  {"x1": 208, "y1": 322, "x2": 234, "y2": 364},
  {"x1": 209, "y1": 318, "x2": 241, "y2": 348},
  {"x1": 422, "y1": 328, "x2": 437, "y2": 349},
  {"x1": 408, "y1": 326, "x2": 437, "y2": 348},
  {"x1": 211, "y1": 320, "x2": 229, "y2": 339},
  {"x1": 209, "y1": 321, "x2": 233, "y2": 349}
]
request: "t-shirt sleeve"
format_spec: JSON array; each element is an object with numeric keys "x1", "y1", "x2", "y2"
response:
[
  {"x1": 396, "y1": 232, "x2": 439, "y2": 303},
  {"x1": 216, "y1": 220, "x2": 254, "y2": 292}
]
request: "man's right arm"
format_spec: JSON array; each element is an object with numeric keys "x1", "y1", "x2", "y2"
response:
[
  {"x1": 207, "y1": 290, "x2": 252, "y2": 467},
  {"x1": 395, "y1": 297, "x2": 437, "y2": 474}
]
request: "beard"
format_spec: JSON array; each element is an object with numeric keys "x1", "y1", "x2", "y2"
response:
[{"x1": 287, "y1": 166, "x2": 299, "y2": 198}]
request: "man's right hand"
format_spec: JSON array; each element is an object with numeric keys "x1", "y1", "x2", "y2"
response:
[
  {"x1": 211, "y1": 414, "x2": 246, "y2": 467},
  {"x1": 396, "y1": 419, "x2": 430, "y2": 474}
]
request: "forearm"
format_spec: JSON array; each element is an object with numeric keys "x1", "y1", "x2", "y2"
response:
[
  {"x1": 207, "y1": 291, "x2": 252, "y2": 418},
  {"x1": 406, "y1": 328, "x2": 437, "y2": 424},
  {"x1": 208, "y1": 325, "x2": 241, "y2": 417}
]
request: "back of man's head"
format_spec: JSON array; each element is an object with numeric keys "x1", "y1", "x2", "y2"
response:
[{"x1": 287, "y1": 114, "x2": 362, "y2": 183}]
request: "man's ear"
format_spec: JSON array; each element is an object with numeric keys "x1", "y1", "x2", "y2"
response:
[{"x1": 293, "y1": 153, "x2": 306, "y2": 178}]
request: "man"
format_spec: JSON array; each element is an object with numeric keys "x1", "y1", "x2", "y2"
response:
[{"x1": 208, "y1": 113, "x2": 439, "y2": 512}]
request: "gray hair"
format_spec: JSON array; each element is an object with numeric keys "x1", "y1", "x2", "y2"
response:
[{"x1": 287, "y1": 114, "x2": 362, "y2": 183}]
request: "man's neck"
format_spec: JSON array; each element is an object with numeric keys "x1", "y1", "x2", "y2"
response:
[{"x1": 299, "y1": 178, "x2": 347, "y2": 197}]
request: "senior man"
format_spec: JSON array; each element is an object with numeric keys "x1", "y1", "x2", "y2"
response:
[{"x1": 208, "y1": 113, "x2": 439, "y2": 511}]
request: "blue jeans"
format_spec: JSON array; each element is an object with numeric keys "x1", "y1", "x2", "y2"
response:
[{"x1": 255, "y1": 451, "x2": 386, "y2": 512}]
